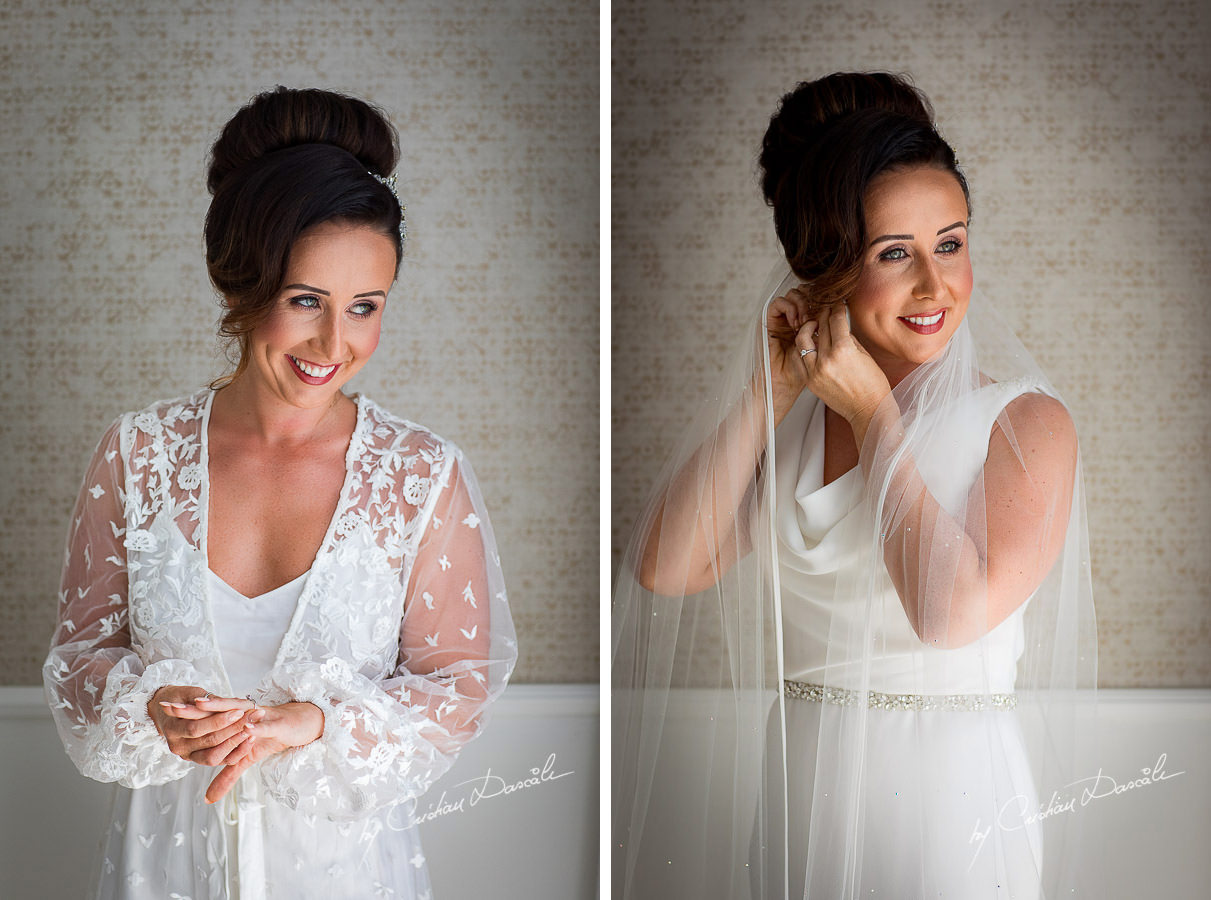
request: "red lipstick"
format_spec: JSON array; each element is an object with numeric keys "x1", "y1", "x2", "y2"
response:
[
  {"x1": 898, "y1": 309, "x2": 946, "y2": 335},
  {"x1": 287, "y1": 354, "x2": 340, "y2": 385}
]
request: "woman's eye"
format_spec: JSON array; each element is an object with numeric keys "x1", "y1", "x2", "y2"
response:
[
  {"x1": 880, "y1": 247, "x2": 908, "y2": 262},
  {"x1": 291, "y1": 295, "x2": 321, "y2": 309},
  {"x1": 938, "y1": 238, "x2": 963, "y2": 254},
  {"x1": 350, "y1": 301, "x2": 378, "y2": 318}
]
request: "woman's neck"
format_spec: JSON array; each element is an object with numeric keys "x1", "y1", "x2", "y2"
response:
[
  {"x1": 212, "y1": 373, "x2": 351, "y2": 448},
  {"x1": 878, "y1": 358, "x2": 917, "y2": 390}
]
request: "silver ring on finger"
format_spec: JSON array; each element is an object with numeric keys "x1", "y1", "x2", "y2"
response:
[{"x1": 800, "y1": 347, "x2": 817, "y2": 356}]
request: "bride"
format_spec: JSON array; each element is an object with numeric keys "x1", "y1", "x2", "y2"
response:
[
  {"x1": 44, "y1": 86, "x2": 517, "y2": 899},
  {"x1": 613, "y1": 72, "x2": 1099, "y2": 898}
]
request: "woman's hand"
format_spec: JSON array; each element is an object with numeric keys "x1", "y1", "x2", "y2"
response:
[
  {"x1": 766, "y1": 286, "x2": 818, "y2": 419},
  {"x1": 794, "y1": 299, "x2": 892, "y2": 439},
  {"x1": 204, "y1": 701, "x2": 325, "y2": 805},
  {"x1": 149, "y1": 685, "x2": 255, "y2": 765}
]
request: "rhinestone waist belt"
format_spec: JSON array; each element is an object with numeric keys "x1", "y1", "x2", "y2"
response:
[{"x1": 783, "y1": 679, "x2": 1017, "y2": 711}]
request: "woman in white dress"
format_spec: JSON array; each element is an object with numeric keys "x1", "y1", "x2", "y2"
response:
[
  {"x1": 613, "y1": 73, "x2": 1099, "y2": 898},
  {"x1": 44, "y1": 86, "x2": 517, "y2": 899}
]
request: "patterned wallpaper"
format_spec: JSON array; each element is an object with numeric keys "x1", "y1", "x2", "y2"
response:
[
  {"x1": 612, "y1": 0, "x2": 1210, "y2": 687},
  {"x1": 0, "y1": 0, "x2": 598, "y2": 684},
  {"x1": 4, "y1": 0, "x2": 1208, "y2": 691}
]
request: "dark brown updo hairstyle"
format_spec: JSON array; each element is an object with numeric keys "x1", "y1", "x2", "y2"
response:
[
  {"x1": 759, "y1": 72, "x2": 970, "y2": 307},
  {"x1": 205, "y1": 86, "x2": 403, "y2": 388}
]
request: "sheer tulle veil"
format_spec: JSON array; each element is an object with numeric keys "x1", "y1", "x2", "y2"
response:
[{"x1": 612, "y1": 260, "x2": 1101, "y2": 898}]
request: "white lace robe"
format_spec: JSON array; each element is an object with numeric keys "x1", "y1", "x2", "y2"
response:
[{"x1": 43, "y1": 389, "x2": 518, "y2": 899}]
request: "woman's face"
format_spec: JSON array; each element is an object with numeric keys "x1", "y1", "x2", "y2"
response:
[
  {"x1": 846, "y1": 165, "x2": 973, "y2": 378},
  {"x1": 242, "y1": 221, "x2": 397, "y2": 410}
]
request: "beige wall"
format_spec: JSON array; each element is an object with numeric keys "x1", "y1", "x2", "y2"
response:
[
  {"x1": 4, "y1": 0, "x2": 1208, "y2": 691},
  {"x1": 0, "y1": 0, "x2": 598, "y2": 684},
  {"x1": 612, "y1": 0, "x2": 1210, "y2": 687}
]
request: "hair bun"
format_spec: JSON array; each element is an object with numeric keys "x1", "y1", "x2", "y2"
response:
[
  {"x1": 760, "y1": 72, "x2": 934, "y2": 207},
  {"x1": 204, "y1": 86, "x2": 404, "y2": 390},
  {"x1": 207, "y1": 86, "x2": 399, "y2": 194},
  {"x1": 756, "y1": 71, "x2": 966, "y2": 296}
]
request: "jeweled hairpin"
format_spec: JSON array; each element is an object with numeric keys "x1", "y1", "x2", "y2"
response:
[{"x1": 368, "y1": 171, "x2": 407, "y2": 249}]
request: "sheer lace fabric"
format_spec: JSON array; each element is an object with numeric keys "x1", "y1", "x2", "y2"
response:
[{"x1": 44, "y1": 388, "x2": 517, "y2": 899}]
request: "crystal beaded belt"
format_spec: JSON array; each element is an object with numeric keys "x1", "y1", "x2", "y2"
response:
[{"x1": 783, "y1": 679, "x2": 1017, "y2": 711}]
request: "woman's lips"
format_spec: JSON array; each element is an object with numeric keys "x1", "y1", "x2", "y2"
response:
[
  {"x1": 899, "y1": 309, "x2": 946, "y2": 335},
  {"x1": 287, "y1": 354, "x2": 340, "y2": 385}
]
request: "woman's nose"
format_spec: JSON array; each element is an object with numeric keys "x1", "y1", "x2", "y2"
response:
[
  {"x1": 316, "y1": 311, "x2": 343, "y2": 358},
  {"x1": 912, "y1": 257, "x2": 945, "y2": 301}
]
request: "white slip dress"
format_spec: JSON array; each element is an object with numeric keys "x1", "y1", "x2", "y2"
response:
[
  {"x1": 765, "y1": 379, "x2": 1046, "y2": 899},
  {"x1": 104, "y1": 569, "x2": 310, "y2": 899},
  {"x1": 208, "y1": 569, "x2": 309, "y2": 698}
]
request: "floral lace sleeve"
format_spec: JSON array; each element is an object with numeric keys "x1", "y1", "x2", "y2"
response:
[
  {"x1": 256, "y1": 449, "x2": 518, "y2": 820},
  {"x1": 43, "y1": 417, "x2": 210, "y2": 787}
]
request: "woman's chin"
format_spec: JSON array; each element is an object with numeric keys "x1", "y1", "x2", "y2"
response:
[{"x1": 875, "y1": 345, "x2": 936, "y2": 369}]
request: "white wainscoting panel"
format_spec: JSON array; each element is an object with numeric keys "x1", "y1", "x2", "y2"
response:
[
  {"x1": 0, "y1": 683, "x2": 598, "y2": 900},
  {"x1": 620, "y1": 688, "x2": 1210, "y2": 900}
]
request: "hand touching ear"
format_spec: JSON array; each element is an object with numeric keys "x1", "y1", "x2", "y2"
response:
[
  {"x1": 766, "y1": 285, "x2": 822, "y2": 419},
  {"x1": 794, "y1": 302, "x2": 891, "y2": 433}
]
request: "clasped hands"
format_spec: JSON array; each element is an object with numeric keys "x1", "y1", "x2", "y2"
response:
[{"x1": 149, "y1": 685, "x2": 324, "y2": 805}]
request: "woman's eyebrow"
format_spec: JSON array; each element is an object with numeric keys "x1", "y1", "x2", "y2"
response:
[
  {"x1": 283, "y1": 283, "x2": 386, "y2": 299},
  {"x1": 868, "y1": 221, "x2": 968, "y2": 247},
  {"x1": 284, "y1": 282, "x2": 329, "y2": 295}
]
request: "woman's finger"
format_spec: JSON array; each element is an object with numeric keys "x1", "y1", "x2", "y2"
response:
[
  {"x1": 829, "y1": 301, "x2": 852, "y2": 342},
  {"x1": 771, "y1": 287, "x2": 819, "y2": 332},
  {"x1": 794, "y1": 319, "x2": 819, "y2": 361},
  {"x1": 216, "y1": 737, "x2": 256, "y2": 770},
  {"x1": 206, "y1": 755, "x2": 255, "y2": 805},
  {"x1": 783, "y1": 286, "x2": 814, "y2": 322},
  {"x1": 767, "y1": 296, "x2": 789, "y2": 319},
  {"x1": 821, "y1": 302, "x2": 850, "y2": 351},
  {"x1": 189, "y1": 729, "x2": 252, "y2": 767},
  {"x1": 192, "y1": 717, "x2": 256, "y2": 765},
  {"x1": 808, "y1": 306, "x2": 828, "y2": 356},
  {"x1": 157, "y1": 702, "x2": 213, "y2": 720},
  {"x1": 191, "y1": 696, "x2": 254, "y2": 713},
  {"x1": 161, "y1": 710, "x2": 250, "y2": 759},
  {"x1": 767, "y1": 297, "x2": 800, "y2": 336}
]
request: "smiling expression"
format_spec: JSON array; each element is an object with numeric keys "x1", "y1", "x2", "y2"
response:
[
  {"x1": 243, "y1": 221, "x2": 398, "y2": 409},
  {"x1": 847, "y1": 165, "x2": 973, "y2": 383}
]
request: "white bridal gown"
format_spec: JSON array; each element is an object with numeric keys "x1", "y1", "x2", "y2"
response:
[
  {"x1": 766, "y1": 377, "x2": 1046, "y2": 899},
  {"x1": 44, "y1": 389, "x2": 517, "y2": 899}
]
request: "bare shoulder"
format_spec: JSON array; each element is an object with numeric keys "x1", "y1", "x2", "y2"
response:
[
  {"x1": 990, "y1": 390, "x2": 1078, "y2": 473},
  {"x1": 1004, "y1": 391, "x2": 1075, "y2": 438}
]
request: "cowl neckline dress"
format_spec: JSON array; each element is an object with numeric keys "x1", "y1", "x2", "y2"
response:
[{"x1": 760, "y1": 377, "x2": 1047, "y2": 899}]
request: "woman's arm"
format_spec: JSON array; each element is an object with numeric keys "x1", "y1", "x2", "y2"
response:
[
  {"x1": 636, "y1": 290, "x2": 826, "y2": 595},
  {"x1": 805, "y1": 301, "x2": 1080, "y2": 649},
  {"x1": 854, "y1": 391, "x2": 1078, "y2": 648},
  {"x1": 637, "y1": 372, "x2": 772, "y2": 595},
  {"x1": 43, "y1": 418, "x2": 224, "y2": 787}
]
